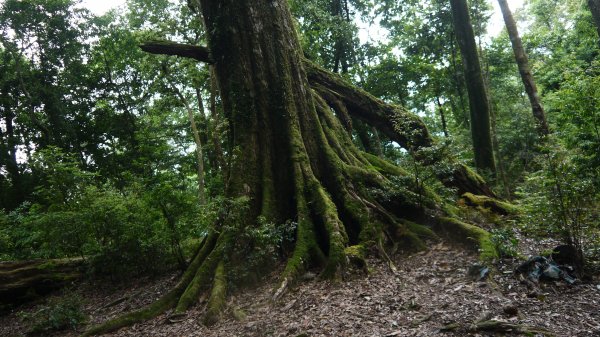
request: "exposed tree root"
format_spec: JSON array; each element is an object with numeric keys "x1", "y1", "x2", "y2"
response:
[
  {"x1": 203, "y1": 260, "x2": 227, "y2": 326},
  {"x1": 441, "y1": 320, "x2": 554, "y2": 336}
]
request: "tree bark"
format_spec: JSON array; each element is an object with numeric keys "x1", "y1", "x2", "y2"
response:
[
  {"x1": 449, "y1": 0, "x2": 496, "y2": 174},
  {"x1": 589, "y1": 0, "x2": 600, "y2": 46},
  {"x1": 498, "y1": 0, "x2": 550, "y2": 137}
]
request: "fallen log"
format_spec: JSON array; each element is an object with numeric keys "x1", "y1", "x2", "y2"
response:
[{"x1": 0, "y1": 258, "x2": 85, "y2": 308}]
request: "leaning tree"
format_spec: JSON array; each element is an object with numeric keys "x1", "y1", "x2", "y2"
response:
[{"x1": 84, "y1": 0, "x2": 502, "y2": 334}]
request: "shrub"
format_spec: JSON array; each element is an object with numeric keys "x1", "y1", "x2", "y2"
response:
[
  {"x1": 490, "y1": 227, "x2": 519, "y2": 258},
  {"x1": 18, "y1": 293, "x2": 87, "y2": 334},
  {"x1": 0, "y1": 147, "x2": 201, "y2": 278},
  {"x1": 517, "y1": 140, "x2": 599, "y2": 271}
]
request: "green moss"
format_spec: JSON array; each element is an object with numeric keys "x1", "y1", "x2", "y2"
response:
[
  {"x1": 82, "y1": 288, "x2": 180, "y2": 336},
  {"x1": 36, "y1": 261, "x2": 58, "y2": 270},
  {"x1": 344, "y1": 244, "x2": 366, "y2": 258},
  {"x1": 393, "y1": 222, "x2": 427, "y2": 252},
  {"x1": 461, "y1": 192, "x2": 519, "y2": 215},
  {"x1": 363, "y1": 152, "x2": 409, "y2": 177},
  {"x1": 203, "y1": 260, "x2": 227, "y2": 326},
  {"x1": 344, "y1": 245, "x2": 367, "y2": 270},
  {"x1": 461, "y1": 164, "x2": 486, "y2": 185},
  {"x1": 437, "y1": 217, "x2": 498, "y2": 263},
  {"x1": 175, "y1": 242, "x2": 223, "y2": 313},
  {"x1": 232, "y1": 307, "x2": 247, "y2": 321},
  {"x1": 313, "y1": 185, "x2": 347, "y2": 279},
  {"x1": 402, "y1": 219, "x2": 439, "y2": 241}
]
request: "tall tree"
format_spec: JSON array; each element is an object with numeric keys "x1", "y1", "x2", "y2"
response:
[
  {"x1": 498, "y1": 0, "x2": 550, "y2": 136},
  {"x1": 589, "y1": 0, "x2": 600, "y2": 44},
  {"x1": 84, "y1": 0, "x2": 496, "y2": 334},
  {"x1": 449, "y1": 0, "x2": 496, "y2": 174}
]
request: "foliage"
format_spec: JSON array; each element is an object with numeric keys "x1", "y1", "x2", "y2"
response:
[
  {"x1": 490, "y1": 227, "x2": 519, "y2": 258},
  {"x1": 517, "y1": 140, "x2": 599, "y2": 265},
  {"x1": 0, "y1": 147, "x2": 201, "y2": 277},
  {"x1": 17, "y1": 293, "x2": 87, "y2": 334},
  {"x1": 218, "y1": 197, "x2": 297, "y2": 286}
]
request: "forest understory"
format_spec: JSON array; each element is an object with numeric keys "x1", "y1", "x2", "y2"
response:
[{"x1": 2, "y1": 231, "x2": 599, "y2": 337}]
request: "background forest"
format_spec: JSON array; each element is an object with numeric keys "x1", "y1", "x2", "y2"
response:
[{"x1": 0, "y1": 0, "x2": 599, "y2": 316}]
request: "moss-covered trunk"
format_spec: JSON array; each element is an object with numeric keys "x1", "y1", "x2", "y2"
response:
[
  {"x1": 200, "y1": 0, "x2": 315, "y2": 225},
  {"x1": 450, "y1": 0, "x2": 496, "y2": 174},
  {"x1": 589, "y1": 0, "x2": 600, "y2": 46},
  {"x1": 84, "y1": 0, "x2": 499, "y2": 334}
]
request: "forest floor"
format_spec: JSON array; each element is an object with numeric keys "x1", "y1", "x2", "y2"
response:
[{"x1": 2, "y1": 239, "x2": 600, "y2": 337}]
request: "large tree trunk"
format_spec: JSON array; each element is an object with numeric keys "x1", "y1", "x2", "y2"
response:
[
  {"x1": 498, "y1": 0, "x2": 550, "y2": 137},
  {"x1": 83, "y1": 1, "x2": 498, "y2": 334},
  {"x1": 589, "y1": 0, "x2": 600, "y2": 46},
  {"x1": 449, "y1": 0, "x2": 496, "y2": 174}
]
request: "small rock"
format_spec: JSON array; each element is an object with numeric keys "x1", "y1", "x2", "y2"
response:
[
  {"x1": 503, "y1": 304, "x2": 519, "y2": 317},
  {"x1": 232, "y1": 307, "x2": 247, "y2": 321},
  {"x1": 476, "y1": 310, "x2": 493, "y2": 323},
  {"x1": 301, "y1": 272, "x2": 317, "y2": 281}
]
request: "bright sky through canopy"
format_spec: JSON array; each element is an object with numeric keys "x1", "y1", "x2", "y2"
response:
[{"x1": 82, "y1": 0, "x2": 525, "y2": 38}]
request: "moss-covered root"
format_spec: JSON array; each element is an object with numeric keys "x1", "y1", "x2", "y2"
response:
[
  {"x1": 344, "y1": 245, "x2": 368, "y2": 272},
  {"x1": 81, "y1": 288, "x2": 180, "y2": 336},
  {"x1": 203, "y1": 260, "x2": 227, "y2": 326},
  {"x1": 174, "y1": 245, "x2": 223, "y2": 314},
  {"x1": 469, "y1": 320, "x2": 555, "y2": 336},
  {"x1": 309, "y1": 180, "x2": 348, "y2": 280},
  {"x1": 436, "y1": 217, "x2": 498, "y2": 263},
  {"x1": 461, "y1": 192, "x2": 519, "y2": 215},
  {"x1": 82, "y1": 235, "x2": 219, "y2": 336}
]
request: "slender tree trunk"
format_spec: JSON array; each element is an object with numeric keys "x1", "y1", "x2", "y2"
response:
[
  {"x1": 436, "y1": 96, "x2": 449, "y2": 138},
  {"x1": 354, "y1": 119, "x2": 384, "y2": 156},
  {"x1": 4, "y1": 111, "x2": 23, "y2": 206},
  {"x1": 176, "y1": 88, "x2": 206, "y2": 205},
  {"x1": 498, "y1": 0, "x2": 550, "y2": 137},
  {"x1": 589, "y1": 0, "x2": 600, "y2": 46},
  {"x1": 450, "y1": 0, "x2": 496, "y2": 174},
  {"x1": 164, "y1": 70, "x2": 207, "y2": 205},
  {"x1": 490, "y1": 104, "x2": 511, "y2": 199},
  {"x1": 331, "y1": 0, "x2": 350, "y2": 74},
  {"x1": 209, "y1": 66, "x2": 227, "y2": 174},
  {"x1": 450, "y1": 30, "x2": 470, "y2": 129}
]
